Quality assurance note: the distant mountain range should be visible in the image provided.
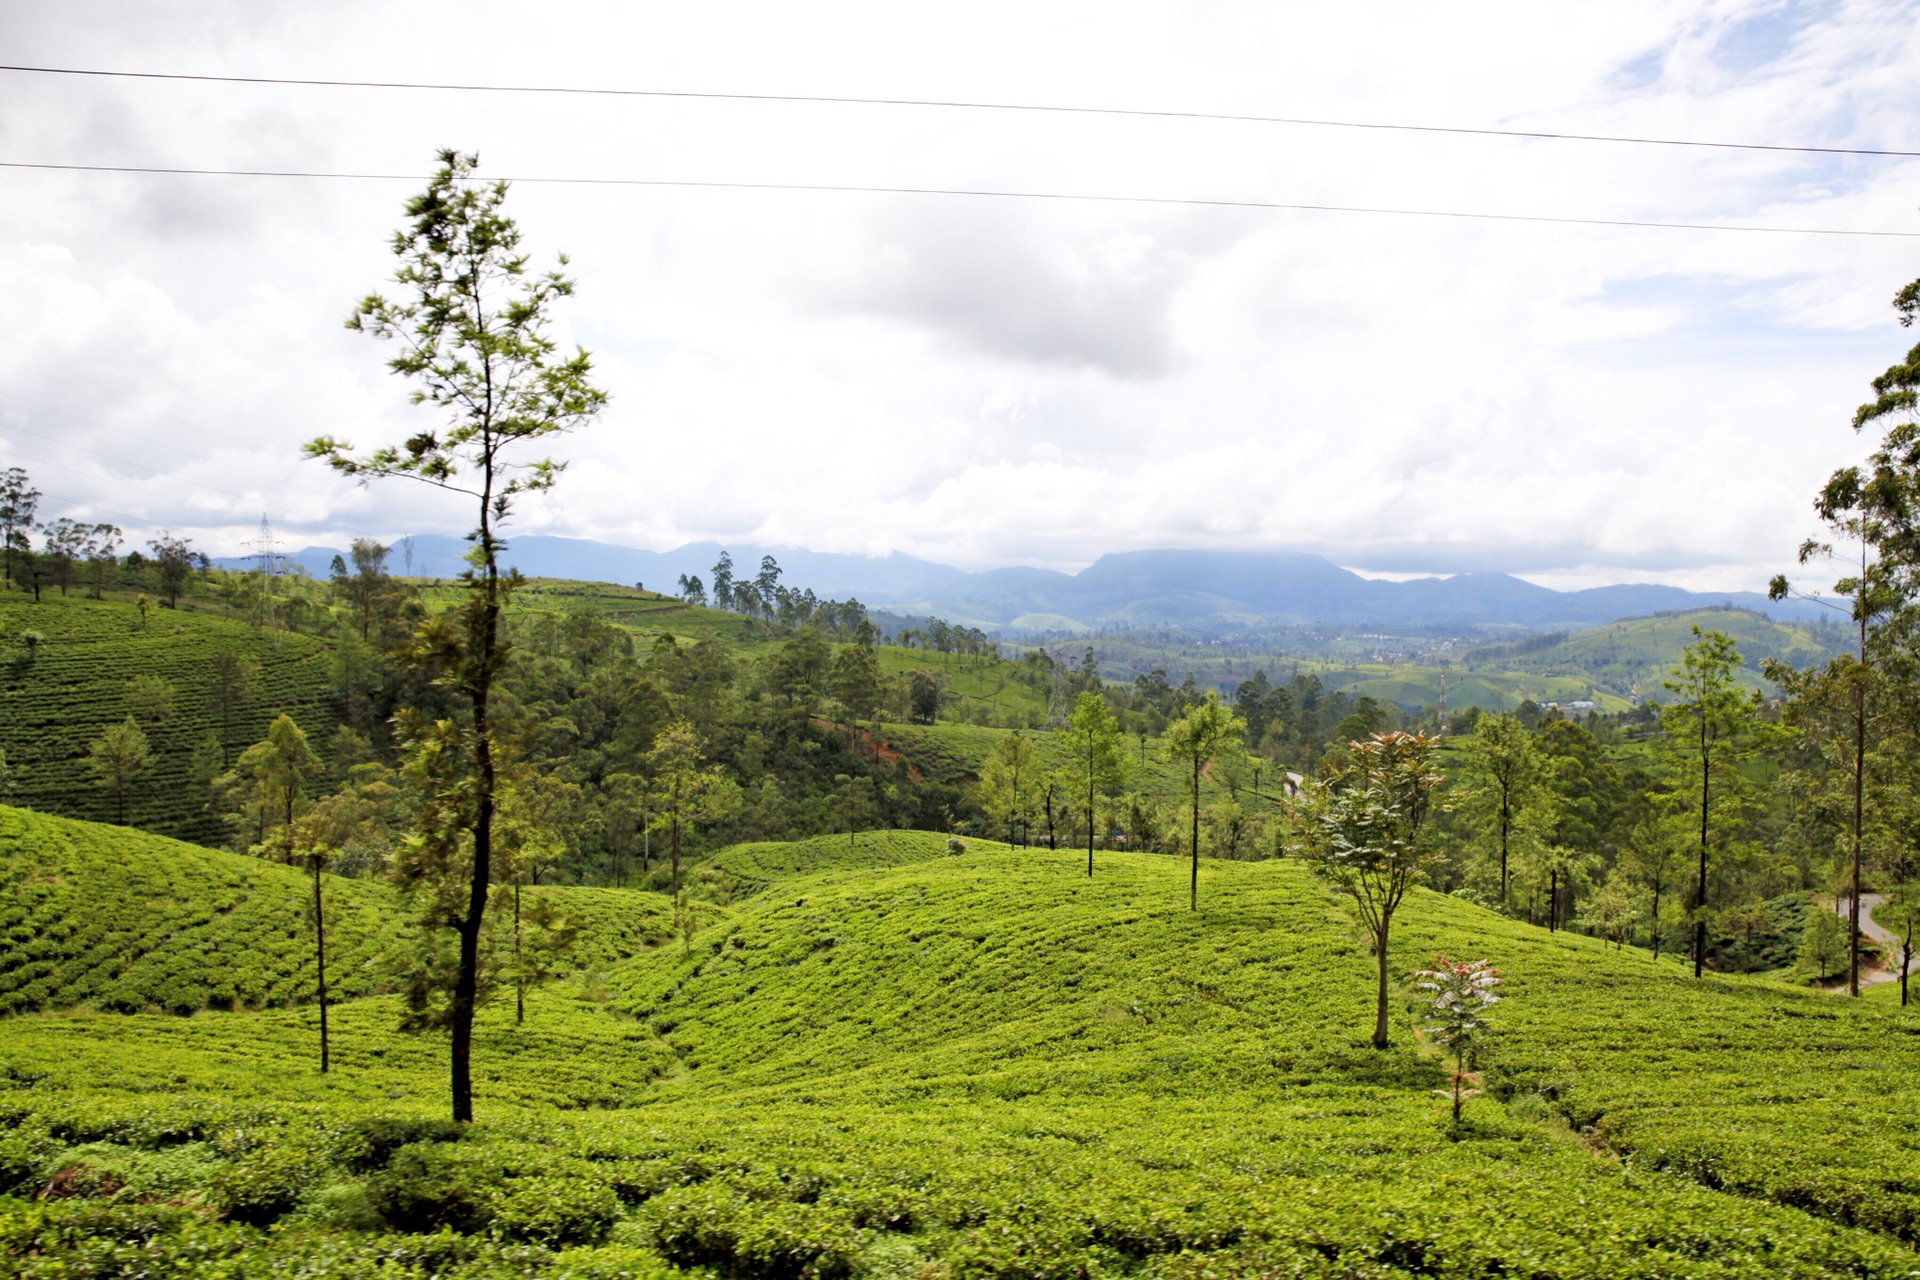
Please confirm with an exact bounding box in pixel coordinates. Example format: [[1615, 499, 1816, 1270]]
[[227, 536, 1823, 633]]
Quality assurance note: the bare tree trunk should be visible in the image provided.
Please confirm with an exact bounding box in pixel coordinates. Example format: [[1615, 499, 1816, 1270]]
[[1086, 760, 1095, 878], [450, 511, 501, 1125], [514, 879, 524, 1025], [1850, 593, 1865, 997], [1189, 757, 1201, 912], [1372, 919, 1391, 1049], [314, 857, 329, 1074], [1694, 726, 1709, 980]]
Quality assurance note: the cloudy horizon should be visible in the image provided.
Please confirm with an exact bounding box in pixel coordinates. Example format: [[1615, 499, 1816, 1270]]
[[4, 0, 1919, 596]]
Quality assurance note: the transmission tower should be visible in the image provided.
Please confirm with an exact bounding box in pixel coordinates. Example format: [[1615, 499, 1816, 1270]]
[[248, 513, 284, 576]]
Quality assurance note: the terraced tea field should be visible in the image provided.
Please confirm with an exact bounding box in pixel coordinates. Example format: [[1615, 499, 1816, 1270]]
[[0, 595, 343, 843], [8, 810, 1920, 1277]]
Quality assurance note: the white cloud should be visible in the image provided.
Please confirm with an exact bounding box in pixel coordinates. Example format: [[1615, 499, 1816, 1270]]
[[0, 0, 1917, 593]]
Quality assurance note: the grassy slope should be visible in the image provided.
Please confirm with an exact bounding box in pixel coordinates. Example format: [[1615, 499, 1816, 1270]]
[[0, 594, 342, 842], [7, 824, 1920, 1274]]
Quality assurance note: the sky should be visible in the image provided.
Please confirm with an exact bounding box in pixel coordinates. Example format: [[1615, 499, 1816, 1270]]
[[2, 0, 1918, 592]]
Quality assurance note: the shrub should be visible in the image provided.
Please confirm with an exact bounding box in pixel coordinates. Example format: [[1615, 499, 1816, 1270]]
[[207, 1144, 313, 1226], [489, 1174, 620, 1247], [366, 1142, 495, 1234]]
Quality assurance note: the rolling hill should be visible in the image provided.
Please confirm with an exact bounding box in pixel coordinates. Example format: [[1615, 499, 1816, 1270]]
[[6, 815, 1920, 1275]]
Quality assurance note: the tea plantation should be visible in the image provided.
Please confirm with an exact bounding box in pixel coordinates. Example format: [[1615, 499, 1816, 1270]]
[[8, 813, 1920, 1277], [0, 595, 344, 843]]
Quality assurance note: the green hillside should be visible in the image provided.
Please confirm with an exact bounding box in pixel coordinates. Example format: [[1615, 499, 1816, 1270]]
[[8, 820, 1920, 1275], [0, 594, 344, 843], [1472, 607, 1844, 699]]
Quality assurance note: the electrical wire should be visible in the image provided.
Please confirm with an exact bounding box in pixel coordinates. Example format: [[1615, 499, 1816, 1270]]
[[4, 62, 1916, 160], [1, 160, 1914, 236]]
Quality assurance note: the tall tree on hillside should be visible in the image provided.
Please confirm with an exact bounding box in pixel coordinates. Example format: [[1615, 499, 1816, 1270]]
[[496, 769, 581, 1024], [977, 731, 1039, 846], [645, 721, 740, 895], [238, 715, 328, 1068], [1769, 389, 1904, 998], [1062, 691, 1128, 876], [1298, 731, 1447, 1049], [307, 149, 608, 1123], [346, 538, 396, 642], [87, 716, 150, 825], [207, 649, 262, 766], [1661, 627, 1761, 979], [829, 643, 882, 755], [1165, 694, 1247, 910], [84, 524, 122, 598], [40, 519, 93, 597], [148, 532, 198, 607], [0, 467, 38, 590], [1460, 712, 1537, 907]]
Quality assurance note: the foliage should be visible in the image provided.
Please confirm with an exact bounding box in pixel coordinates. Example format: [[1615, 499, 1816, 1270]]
[[1412, 955, 1500, 1124], [1163, 694, 1246, 909], [1297, 731, 1446, 1048]]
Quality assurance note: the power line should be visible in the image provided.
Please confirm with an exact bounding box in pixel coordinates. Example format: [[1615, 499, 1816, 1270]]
[[2, 159, 1915, 237], [4, 62, 1917, 160]]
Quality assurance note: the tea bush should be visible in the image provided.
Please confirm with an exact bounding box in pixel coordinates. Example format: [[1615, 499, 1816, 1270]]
[[8, 825, 1920, 1276], [0, 595, 343, 843]]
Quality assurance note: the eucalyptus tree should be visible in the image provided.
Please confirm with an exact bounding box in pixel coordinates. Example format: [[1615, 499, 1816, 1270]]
[[306, 149, 608, 1123], [1766, 273, 1920, 995], [645, 721, 740, 895], [84, 523, 121, 598], [1661, 627, 1762, 979], [1061, 691, 1128, 876], [977, 730, 1039, 846], [1165, 694, 1246, 910], [1460, 712, 1537, 907], [0, 467, 38, 590]]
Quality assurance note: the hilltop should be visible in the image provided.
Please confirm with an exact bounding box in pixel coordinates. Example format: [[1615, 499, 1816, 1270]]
[[7, 814, 1920, 1276]]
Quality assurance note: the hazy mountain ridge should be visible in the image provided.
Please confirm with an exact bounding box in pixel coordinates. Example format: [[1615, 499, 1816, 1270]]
[[235, 537, 1821, 631]]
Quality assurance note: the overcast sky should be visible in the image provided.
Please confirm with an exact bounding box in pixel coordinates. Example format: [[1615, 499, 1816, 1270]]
[[2, 0, 1918, 591]]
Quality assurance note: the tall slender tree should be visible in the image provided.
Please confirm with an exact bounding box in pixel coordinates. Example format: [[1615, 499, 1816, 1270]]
[[86, 716, 150, 825], [645, 721, 740, 895], [1164, 694, 1246, 910], [1661, 627, 1760, 979], [1461, 712, 1537, 907], [977, 731, 1039, 846], [1061, 691, 1128, 876], [238, 716, 327, 1068], [306, 149, 608, 1123], [0, 467, 38, 590]]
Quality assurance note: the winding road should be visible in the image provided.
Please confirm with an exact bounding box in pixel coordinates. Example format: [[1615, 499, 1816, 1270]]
[[1843, 893, 1908, 987]]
